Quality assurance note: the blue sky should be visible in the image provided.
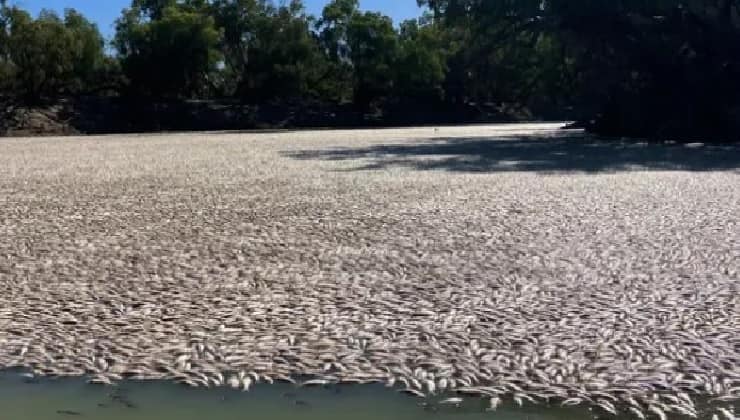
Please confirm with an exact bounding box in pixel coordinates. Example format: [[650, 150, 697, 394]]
[[11, 0, 424, 39]]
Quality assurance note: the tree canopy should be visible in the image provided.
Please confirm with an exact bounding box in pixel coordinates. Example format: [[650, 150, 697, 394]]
[[113, 0, 221, 97], [1, 0, 738, 140], [419, 0, 740, 139], [0, 3, 105, 101]]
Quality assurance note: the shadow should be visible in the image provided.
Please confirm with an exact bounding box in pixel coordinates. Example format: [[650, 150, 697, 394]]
[[282, 131, 740, 173]]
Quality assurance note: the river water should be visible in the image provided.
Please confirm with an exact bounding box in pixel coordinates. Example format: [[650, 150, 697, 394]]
[[0, 369, 605, 420], [2, 370, 737, 420]]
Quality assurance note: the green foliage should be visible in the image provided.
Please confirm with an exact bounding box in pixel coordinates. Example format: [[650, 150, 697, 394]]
[[63, 9, 108, 93], [345, 11, 399, 107], [422, 0, 740, 139], [1, 0, 737, 140], [0, 0, 11, 94], [317, 0, 358, 62], [394, 19, 447, 102], [0, 5, 105, 101], [210, 0, 266, 97], [212, 0, 329, 101], [114, 1, 222, 98], [315, 0, 359, 102], [247, 3, 328, 101]]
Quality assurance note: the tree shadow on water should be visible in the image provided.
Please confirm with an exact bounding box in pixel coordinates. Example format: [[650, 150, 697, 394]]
[[282, 132, 740, 173]]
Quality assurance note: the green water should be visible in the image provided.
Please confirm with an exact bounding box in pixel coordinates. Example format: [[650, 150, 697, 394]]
[[0, 370, 595, 420], [1, 370, 735, 420]]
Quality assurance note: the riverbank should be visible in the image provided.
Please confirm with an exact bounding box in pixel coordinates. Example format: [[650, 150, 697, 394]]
[[0, 125, 738, 419], [0, 97, 534, 137]]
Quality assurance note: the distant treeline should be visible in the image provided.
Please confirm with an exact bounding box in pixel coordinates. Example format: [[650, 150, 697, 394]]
[[1, 0, 738, 141]]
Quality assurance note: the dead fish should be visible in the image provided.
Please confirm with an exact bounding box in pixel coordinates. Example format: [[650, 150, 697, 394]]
[[439, 397, 463, 406], [300, 379, 330, 387], [487, 397, 502, 411], [399, 388, 426, 398]]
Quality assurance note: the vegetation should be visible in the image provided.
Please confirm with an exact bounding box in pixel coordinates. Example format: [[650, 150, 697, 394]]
[[0, 1, 106, 101], [420, 0, 740, 140], [114, 0, 222, 98], [1, 0, 738, 141]]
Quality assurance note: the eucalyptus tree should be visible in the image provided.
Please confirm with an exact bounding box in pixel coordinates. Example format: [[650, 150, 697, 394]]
[[421, 0, 740, 139], [0, 5, 105, 101], [212, 0, 329, 101], [114, 0, 222, 98]]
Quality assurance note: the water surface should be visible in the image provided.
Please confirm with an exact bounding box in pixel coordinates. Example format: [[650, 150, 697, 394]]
[[0, 370, 598, 420], [2, 370, 737, 420]]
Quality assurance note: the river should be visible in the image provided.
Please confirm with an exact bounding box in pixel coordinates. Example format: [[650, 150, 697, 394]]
[[0, 369, 605, 420]]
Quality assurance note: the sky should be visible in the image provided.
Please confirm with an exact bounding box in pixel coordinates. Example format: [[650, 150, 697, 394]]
[[11, 0, 424, 39]]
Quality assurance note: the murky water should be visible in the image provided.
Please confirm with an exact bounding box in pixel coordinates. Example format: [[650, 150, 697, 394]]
[[0, 370, 598, 420], [1, 370, 736, 420]]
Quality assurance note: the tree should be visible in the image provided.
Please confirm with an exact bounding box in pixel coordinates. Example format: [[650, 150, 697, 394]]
[[246, 1, 328, 101], [394, 18, 448, 102], [212, 0, 328, 101], [114, 0, 222, 98], [317, 0, 358, 62], [422, 0, 740, 140], [0, 6, 105, 101], [345, 11, 399, 108], [211, 0, 267, 97], [0, 0, 11, 95], [0, 0, 735, 140], [63, 9, 107, 94], [315, 0, 359, 102]]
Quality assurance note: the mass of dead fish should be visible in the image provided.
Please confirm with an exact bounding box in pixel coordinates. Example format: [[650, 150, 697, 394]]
[[0, 127, 738, 419]]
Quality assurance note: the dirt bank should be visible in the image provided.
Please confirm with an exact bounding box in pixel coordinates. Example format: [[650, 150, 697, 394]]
[[0, 97, 530, 137]]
